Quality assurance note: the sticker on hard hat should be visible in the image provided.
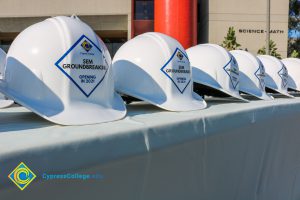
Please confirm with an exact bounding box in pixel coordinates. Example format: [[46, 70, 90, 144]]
[[160, 48, 191, 94], [255, 62, 266, 89], [278, 64, 288, 88], [223, 56, 239, 90], [55, 35, 108, 97]]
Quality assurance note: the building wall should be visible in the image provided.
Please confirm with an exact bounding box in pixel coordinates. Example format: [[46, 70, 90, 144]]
[[0, 0, 289, 57], [0, 1, 131, 36], [0, 0, 131, 55], [207, 0, 289, 57], [0, 0, 131, 17]]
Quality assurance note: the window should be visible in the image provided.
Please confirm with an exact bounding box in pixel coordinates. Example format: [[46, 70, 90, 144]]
[[134, 0, 154, 20]]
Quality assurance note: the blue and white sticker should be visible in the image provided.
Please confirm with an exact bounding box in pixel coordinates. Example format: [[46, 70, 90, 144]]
[[255, 60, 266, 90], [55, 35, 108, 97], [223, 56, 239, 90], [160, 48, 191, 94], [278, 64, 289, 88]]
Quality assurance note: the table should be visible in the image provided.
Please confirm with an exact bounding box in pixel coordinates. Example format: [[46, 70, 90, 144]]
[[1, 95, 300, 200]]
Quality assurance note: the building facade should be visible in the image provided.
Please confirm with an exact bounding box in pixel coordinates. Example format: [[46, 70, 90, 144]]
[[199, 0, 289, 57], [0, 0, 289, 57], [0, 0, 132, 55]]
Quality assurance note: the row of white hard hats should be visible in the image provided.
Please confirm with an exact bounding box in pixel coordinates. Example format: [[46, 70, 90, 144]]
[[0, 16, 298, 125], [114, 36, 297, 104], [187, 45, 296, 101]]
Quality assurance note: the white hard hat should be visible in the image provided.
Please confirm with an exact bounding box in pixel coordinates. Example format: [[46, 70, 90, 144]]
[[186, 44, 248, 101], [281, 58, 300, 91], [0, 48, 5, 77], [257, 55, 294, 98], [0, 16, 126, 125], [0, 48, 14, 108], [112, 32, 207, 111], [230, 50, 274, 100]]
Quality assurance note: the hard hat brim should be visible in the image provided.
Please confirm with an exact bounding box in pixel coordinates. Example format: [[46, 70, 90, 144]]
[[265, 86, 295, 98], [258, 92, 274, 101], [118, 88, 207, 111], [229, 91, 250, 102], [193, 81, 249, 102], [0, 99, 14, 108], [239, 89, 274, 101], [0, 91, 14, 108], [156, 92, 207, 111], [44, 93, 127, 125], [163, 92, 207, 111], [0, 81, 126, 125], [287, 85, 300, 92]]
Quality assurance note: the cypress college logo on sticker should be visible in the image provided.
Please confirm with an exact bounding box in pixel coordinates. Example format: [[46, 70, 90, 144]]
[[81, 40, 93, 52], [161, 48, 191, 93], [55, 35, 108, 97]]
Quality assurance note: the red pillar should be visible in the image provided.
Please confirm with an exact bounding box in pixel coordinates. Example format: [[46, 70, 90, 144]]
[[154, 0, 197, 49]]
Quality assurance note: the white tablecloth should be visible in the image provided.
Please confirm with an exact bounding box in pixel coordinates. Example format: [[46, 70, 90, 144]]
[[1, 96, 300, 200]]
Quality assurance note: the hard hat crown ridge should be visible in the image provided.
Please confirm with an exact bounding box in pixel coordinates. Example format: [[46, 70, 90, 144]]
[[112, 32, 207, 111], [0, 16, 126, 125]]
